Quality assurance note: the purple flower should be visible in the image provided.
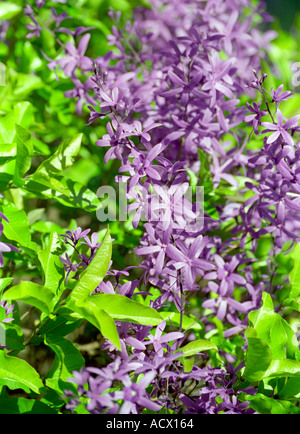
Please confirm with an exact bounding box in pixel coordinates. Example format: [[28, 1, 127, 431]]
[[135, 223, 172, 274], [26, 17, 43, 38], [145, 321, 184, 356], [205, 255, 246, 295], [0, 223, 19, 267], [151, 183, 197, 230], [36, 0, 298, 415], [65, 77, 97, 114], [117, 372, 161, 414], [81, 232, 101, 251], [99, 87, 127, 111], [36, 0, 46, 9], [124, 120, 161, 144], [271, 84, 294, 104], [119, 143, 164, 189], [50, 7, 71, 27], [57, 34, 92, 77], [0, 301, 14, 323], [262, 109, 300, 146], [96, 120, 130, 164], [202, 52, 235, 106], [244, 102, 267, 133], [59, 254, 80, 283], [60, 227, 91, 246], [166, 236, 215, 289]]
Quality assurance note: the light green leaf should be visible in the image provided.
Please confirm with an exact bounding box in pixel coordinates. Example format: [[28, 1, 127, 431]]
[[28, 134, 83, 197], [0, 202, 35, 250], [93, 309, 121, 350], [263, 359, 300, 379], [176, 339, 218, 357], [0, 143, 17, 157], [85, 294, 164, 326], [0, 278, 13, 298], [180, 356, 195, 373], [13, 124, 33, 187], [0, 102, 33, 144], [248, 292, 300, 361], [243, 336, 272, 382], [34, 133, 83, 176], [71, 228, 112, 302], [38, 232, 64, 294], [2, 281, 56, 315], [245, 393, 300, 415], [289, 243, 300, 298], [0, 3, 21, 20], [24, 177, 100, 211], [160, 311, 202, 330], [39, 316, 82, 339], [0, 350, 43, 394]]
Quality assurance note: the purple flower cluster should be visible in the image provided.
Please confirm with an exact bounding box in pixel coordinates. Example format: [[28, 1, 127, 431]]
[[237, 73, 300, 251], [31, 0, 297, 415], [59, 228, 103, 283], [65, 350, 255, 414]]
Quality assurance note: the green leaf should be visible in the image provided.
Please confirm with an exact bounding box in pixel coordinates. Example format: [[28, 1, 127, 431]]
[[0, 278, 13, 298], [32, 221, 63, 234], [0, 202, 36, 250], [243, 336, 272, 382], [278, 377, 300, 399], [29, 172, 70, 196], [2, 323, 24, 353], [0, 307, 5, 323], [263, 359, 300, 379], [180, 356, 195, 373], [39, 316, 82, 339], [13, 124, 33, 187], [248, 292, 300, 361], [0, 3, 21, 20], [34, 133, 83, 176], [71, 228, 112, 302], [38, 232, 64, 294], [160, 311, 202, 330], [27, 134, 83, 197], [44, 335, 85, 394], [85, 294, 164, 326], [176, 339, 218, 357], [289, 243, 300, 298], [0, 102, 33, 144], [93, 309, 121, 350], [0, 350, 43, 394], [14, 74, 43, 97], [245, 393, 300, 415], [2, 281, 56, 315], [0, 143, 17, 157], [0, 398, 58, 414], [24, 176, 101, 212]]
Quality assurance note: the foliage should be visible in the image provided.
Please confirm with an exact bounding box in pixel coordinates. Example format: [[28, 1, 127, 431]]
[[0, 0, 299, 415]]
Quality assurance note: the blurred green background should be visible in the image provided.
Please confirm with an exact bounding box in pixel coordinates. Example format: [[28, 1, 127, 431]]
[[265, 0, 300, 30]]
